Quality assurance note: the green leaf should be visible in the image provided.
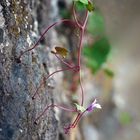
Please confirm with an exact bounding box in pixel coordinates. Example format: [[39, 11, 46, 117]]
[[87, 11, 105, 36], [74, 0, 88, 5], [86, 1, 95, 12], [75, 1, 86, 11], [104, 68, 114, 77], [51, 47, 68, 58], [83, 37, 111, 73], [74, 103, 86, 112]]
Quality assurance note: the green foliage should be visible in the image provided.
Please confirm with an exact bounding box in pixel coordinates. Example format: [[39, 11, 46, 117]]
[[83, 10, 113, 76], [74, 0, 88, 5], [87, 11, 105, 36], [119, 112, 132, 125], [74, 0, 95, 12], [86, 1, 95, 12], [75, 1, 86, 11], [83, 37, 111, 73]]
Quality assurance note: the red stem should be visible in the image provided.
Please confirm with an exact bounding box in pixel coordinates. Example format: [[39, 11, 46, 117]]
[[18, 19, 77, 60], [32, 66, 76, 99], [64, 110, 87, 133], [76, 10, 88, 106], [79, 75, 84, 106], [72, 2, 82, 29], [71, 113, 81, 128], [34, 104, 78, 124], [72, 110, 87, 128], [77, 29, 84, 67], [33, 2, 90, 133], [54, 54, 73, 68], [82, 9, 89, 28]]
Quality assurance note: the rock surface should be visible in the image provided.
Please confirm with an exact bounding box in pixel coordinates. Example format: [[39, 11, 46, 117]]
[[0, 0, 60, 139]]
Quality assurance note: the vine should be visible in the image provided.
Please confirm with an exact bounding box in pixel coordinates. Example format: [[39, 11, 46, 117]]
[[17, 0, 101, 134]]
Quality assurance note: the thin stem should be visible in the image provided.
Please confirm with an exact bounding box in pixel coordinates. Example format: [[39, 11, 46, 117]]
[[72, 2, 82, 29], [18, 19, 77, 60], [54, 54, 73, 68], [64, 110, 86, 133], [32, 66, 75, 99], [33, 2, 91, 134], [34, 104, 78, 124], [64, 113, 80, 134], [82, 10, 89, 28], [79, 72, 84, 106], [77, 29, 84, 67], [77, 10, 89, 67], [76, 9, 89, 106], [72, 110, 86, 128], [71, 113, 81, 128], [76, 29, 84, 107]]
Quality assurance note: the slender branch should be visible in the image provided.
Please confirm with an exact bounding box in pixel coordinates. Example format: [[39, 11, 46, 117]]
[[72, 2, 82, 29], [77, 10, 89, 67], [76, 9, 89, 106], [54, 54, 73, 68], [32, 1, 91, 134], [32, 66, 76, 99], [18, 19, 77, 60], [82, 10, 89, 29], [79, 72, 84, 106], [71, 113, 81, 128], [77, 29, 84, 67], [72, 110, 86, 128], [34, 104, 78, 124], [64, 113, 80, 134], [64, 111, 86, 134]]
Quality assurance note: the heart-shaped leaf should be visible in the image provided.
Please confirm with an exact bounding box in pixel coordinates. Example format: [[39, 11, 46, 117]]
[[51, 47, 68, 58]]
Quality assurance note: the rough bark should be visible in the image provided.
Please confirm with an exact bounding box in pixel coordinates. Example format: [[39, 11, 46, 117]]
[[0, 0, 60, 139]]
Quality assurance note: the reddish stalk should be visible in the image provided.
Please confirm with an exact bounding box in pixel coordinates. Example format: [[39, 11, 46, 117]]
[[82, 9, 89, 28], [72, 2, 82, 29], [34, 104, 78, 124], [75, 4, 89, 106], [63, 6, 90, 132], [32, 66, 77, 99], [64, 111, 86, 134], [30, 0, 91, 134], [79, 75, 84, 106], [18, 19, 77, 61], [14, 0, 98, 135], [54, 54, 74, 68], [71, 110, 87, 128]]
